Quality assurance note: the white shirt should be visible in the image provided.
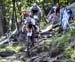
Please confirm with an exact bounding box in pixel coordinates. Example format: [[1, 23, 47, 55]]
[[24, 17, 35, 25], [22, 17, 36, 32]]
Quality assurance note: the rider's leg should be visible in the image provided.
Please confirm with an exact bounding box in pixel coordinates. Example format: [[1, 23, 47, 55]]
[[31, 31, 35, 47]]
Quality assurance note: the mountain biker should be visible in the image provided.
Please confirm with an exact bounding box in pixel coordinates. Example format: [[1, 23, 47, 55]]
[[22, 12, 38, 46], [41, 6, 60, 33], [47, 6, 57, 17], [29, 3, 42, 19], [48, 6, 60, 25]]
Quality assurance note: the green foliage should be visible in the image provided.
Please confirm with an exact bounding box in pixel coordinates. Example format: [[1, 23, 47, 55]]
[[0, 59, 10, 62], [0, 0, 75, 61], [43, 20, 75, 60], [0, 44, 22, 53], [0, 59, 22, 62]]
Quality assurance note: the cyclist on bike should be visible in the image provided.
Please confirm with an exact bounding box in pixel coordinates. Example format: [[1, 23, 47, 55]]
[[29, 3, 42, 20], [22, 12, 39, 46], [41, 6, 60, 33]]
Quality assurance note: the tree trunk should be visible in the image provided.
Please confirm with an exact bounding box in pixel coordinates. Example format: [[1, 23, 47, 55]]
[[0, 1, 7, 36], [0, 5, 4, 36]]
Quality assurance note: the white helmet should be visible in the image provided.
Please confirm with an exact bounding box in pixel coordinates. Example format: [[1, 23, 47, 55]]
[[52, 6, 57, 12], [32, 3, 37, 6]]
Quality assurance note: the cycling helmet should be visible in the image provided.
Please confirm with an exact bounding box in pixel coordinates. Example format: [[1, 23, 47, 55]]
[[50, 6, 57, 13], [22, 12, 30, 17], [32, 3, 37, 7]]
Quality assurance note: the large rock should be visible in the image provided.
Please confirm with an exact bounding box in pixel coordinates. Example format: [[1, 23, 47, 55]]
[[0, 50, 16, 57]]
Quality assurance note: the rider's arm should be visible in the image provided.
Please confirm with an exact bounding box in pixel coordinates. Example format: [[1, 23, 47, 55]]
[[24, 19, 27, 25], [22, 25, 26, 32], [47, 11, 51, 18], [22, 19, 27, 32], [48, 15, 51, 23]]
